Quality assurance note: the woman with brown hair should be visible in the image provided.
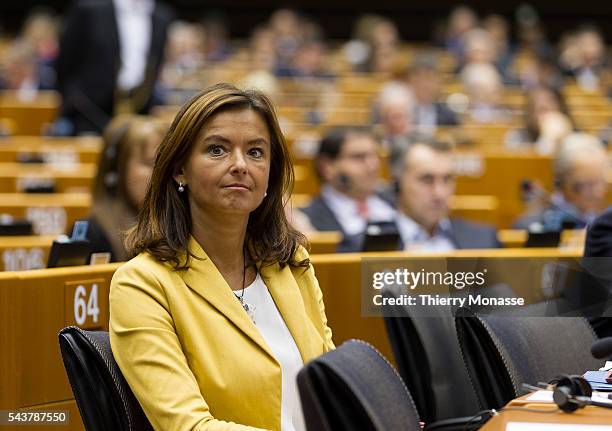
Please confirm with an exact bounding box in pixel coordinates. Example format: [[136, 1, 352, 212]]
[[110, 83, 334, 431], [85, 115, 167, 261], [504, 85, 575, 154]]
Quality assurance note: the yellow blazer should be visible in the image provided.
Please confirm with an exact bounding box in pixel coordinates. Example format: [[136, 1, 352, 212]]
[[109, 237, 334, 431]]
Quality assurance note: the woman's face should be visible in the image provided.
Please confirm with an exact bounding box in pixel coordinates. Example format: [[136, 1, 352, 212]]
[[175, 108, 271, 218], [125, 131, 160, 210]]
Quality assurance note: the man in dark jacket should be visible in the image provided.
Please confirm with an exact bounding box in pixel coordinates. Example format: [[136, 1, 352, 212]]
[[391, 137, 500, 250], [56, 0, 173, 135], [300, 126, 396, 251]]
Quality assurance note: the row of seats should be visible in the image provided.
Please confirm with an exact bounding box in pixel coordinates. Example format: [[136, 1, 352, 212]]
[[1, 249, 586, 426], [59, 268, 605, 430]]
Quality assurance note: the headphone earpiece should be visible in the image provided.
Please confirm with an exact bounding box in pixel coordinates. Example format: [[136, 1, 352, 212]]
[[393, 179, 400, 195], [551, 374, 592, 413], [103, 119, 132, 194]]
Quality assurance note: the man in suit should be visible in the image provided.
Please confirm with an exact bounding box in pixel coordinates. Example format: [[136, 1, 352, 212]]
[[56, 0, 173, 135], [582, 206, 612, 337], [392, 137, 500, 250], [514, 133, 608, 231], [299, 126, 396, 251], [408, 57, 460, 134]]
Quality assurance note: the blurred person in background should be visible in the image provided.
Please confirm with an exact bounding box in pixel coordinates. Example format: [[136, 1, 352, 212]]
[[240, 25, 281, 102], [514, 4, 552, 58], [299, 126, 396, 251], [158, 21, 205, 104], [0, 40, 45, 100], [407, 56, 460, 135], [20, 8, 59, 90], [505, 85, 574, 154], [269, 8, 303, 71], [482, 14, 516, 79], [249, 25, 277, 67], [519, 52, 565, 91], [55, 0, 173, 135], [559, 25, 608, 91], [391, 137, 500, 250], [444, 5, 479, 63], [460, 26, 517, 83], [80, 115, 167, 261], [161, 21, 205, 82], [200, 12, 232, 62], [514, 133, 609, 231], [461, 62, 512, 124], [275, 38, 334, 80], [375, 81, 419, 153], [344, 14, 402, 75], [364, 16, 402, 75]]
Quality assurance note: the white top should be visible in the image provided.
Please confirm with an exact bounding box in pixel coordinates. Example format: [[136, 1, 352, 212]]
[[396, 212, 456, 252], [113, 0, 153, 91], [237, 273, 306, 431], [414, 103, 437, 136], [320, 185, 397, 235]]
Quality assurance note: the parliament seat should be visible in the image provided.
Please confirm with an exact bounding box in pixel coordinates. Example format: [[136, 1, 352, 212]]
[[59, 327, 153, 431]]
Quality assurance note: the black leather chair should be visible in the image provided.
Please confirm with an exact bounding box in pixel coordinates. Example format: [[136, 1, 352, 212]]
[[297, 339, 421, 431], [297, 339, 491, 431], [455, 307, 602, 410], [382, 288, 480, 422], [58, 326, 153, 431]]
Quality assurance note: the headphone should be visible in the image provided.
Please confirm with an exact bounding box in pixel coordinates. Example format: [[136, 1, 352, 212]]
[[550, 374, 612, 413], [337, 172, 352, 191], [102, 119, 133, 194]]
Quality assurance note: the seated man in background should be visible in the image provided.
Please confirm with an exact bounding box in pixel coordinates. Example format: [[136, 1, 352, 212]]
[[407, 56, 460, 135], [391, 137, 500, 250], [514, 133, 609, 231], [585, 206, 612, 257], [299, 126, 396, 251], [375, 82, 418, 150]]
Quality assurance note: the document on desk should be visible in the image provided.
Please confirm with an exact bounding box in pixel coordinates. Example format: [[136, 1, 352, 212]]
[[507, 423, 612, 431], [525, 390, 612, 405]]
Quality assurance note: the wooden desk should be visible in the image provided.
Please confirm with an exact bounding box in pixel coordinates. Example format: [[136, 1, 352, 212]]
[[480, 394, 612, 429], [0, 193, 91, 235], [0, 163, 96, 194], [304, 229, 584, 254], [0, 91, 60, 135], [0, 235, 55, 271], [0, 136, 102, 164], [0, 263, 120, 430], [306, 231, 342, 254]]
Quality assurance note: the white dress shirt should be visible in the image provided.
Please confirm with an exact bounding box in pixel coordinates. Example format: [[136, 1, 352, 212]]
[[414, 103, 437, 135], [320, 185, 396, 236], [238, 272, 306, 431], [396, 212, 456, 252], [113, 0, 154, 91]]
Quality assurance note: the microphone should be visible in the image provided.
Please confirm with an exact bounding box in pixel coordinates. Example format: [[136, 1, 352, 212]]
[[592, 337, 612, 360], [520, 179, 588, 229], [338, 173, 352, 191]]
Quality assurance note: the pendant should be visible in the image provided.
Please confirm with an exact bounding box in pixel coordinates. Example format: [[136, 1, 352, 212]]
[[242, 301, 256, 323]]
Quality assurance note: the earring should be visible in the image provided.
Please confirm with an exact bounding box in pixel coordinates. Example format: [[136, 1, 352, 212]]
[[178, 182, 185, 193], [264, 191, 268, 197]]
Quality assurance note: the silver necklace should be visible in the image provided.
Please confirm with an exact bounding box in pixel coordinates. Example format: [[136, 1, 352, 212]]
[[235, 249, 256, 323]]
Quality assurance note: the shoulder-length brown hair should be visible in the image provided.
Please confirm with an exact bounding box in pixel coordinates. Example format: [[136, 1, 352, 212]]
[[125, 83, 308, 269]]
